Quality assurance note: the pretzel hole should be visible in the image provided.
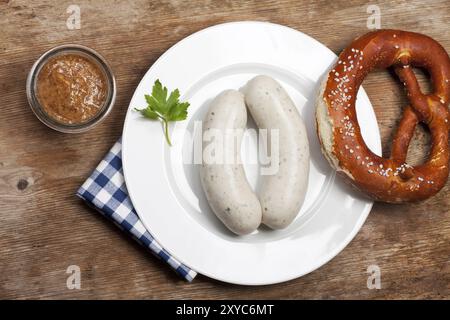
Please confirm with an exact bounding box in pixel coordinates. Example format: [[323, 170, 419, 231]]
[[360, 70, 402, 158], [410, 67, 432, 95], [360, 69, 432, 164], [400, 67, 432, 166], [405, 122, 431, 166]]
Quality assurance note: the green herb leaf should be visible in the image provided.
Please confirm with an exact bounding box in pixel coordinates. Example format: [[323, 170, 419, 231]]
[[168, 101, 189, 121], [134, 107, 159, 120], [135, 79, 190, 146]]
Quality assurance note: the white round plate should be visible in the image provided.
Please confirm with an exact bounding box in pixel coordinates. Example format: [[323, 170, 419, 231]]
[[122, 21, 381, 285]]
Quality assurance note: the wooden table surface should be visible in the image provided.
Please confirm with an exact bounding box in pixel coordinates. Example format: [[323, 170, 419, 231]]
[[1, 0, 449, 300]]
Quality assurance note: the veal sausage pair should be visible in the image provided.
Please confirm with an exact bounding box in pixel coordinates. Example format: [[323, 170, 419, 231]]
[[200, 76, 310, 235]]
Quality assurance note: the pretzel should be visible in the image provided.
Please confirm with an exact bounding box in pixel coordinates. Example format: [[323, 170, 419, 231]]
[[316, 30, 450, 203]]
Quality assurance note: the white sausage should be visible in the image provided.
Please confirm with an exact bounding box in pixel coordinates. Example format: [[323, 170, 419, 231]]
[[200, 90, 262, 235], [242, 75, 310, 229]]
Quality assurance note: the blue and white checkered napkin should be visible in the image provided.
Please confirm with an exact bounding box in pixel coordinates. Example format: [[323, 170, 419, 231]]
[[76, 139, 197, 281]]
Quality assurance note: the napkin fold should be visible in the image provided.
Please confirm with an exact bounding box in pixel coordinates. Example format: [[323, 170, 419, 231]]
[[76, 139, 197, 281]]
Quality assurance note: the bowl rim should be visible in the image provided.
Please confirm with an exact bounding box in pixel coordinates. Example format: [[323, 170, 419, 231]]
[[26, 44, 117, 133]]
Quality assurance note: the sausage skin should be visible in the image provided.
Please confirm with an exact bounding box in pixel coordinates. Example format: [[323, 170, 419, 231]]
[[242, 75, 310, 229], [200, 90, 262, 235]]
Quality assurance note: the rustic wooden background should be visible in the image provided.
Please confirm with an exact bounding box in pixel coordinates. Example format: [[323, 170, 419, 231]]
[[0, 0, 449, 299]]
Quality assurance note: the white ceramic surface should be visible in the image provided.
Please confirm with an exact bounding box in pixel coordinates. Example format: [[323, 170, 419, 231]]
[[122, 21, 382, 285]]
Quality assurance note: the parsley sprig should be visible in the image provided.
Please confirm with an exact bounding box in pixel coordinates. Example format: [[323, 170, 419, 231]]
[[135, 79, 190, 146]]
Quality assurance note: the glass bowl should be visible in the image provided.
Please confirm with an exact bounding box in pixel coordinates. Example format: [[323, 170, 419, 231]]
[[26, 44, 116, 133]]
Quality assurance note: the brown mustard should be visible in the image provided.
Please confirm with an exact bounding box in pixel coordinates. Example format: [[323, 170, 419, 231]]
[[36, 53, 107, 124]]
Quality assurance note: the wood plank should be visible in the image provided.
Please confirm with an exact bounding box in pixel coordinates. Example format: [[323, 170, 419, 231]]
[[0, 0, 448, 299]]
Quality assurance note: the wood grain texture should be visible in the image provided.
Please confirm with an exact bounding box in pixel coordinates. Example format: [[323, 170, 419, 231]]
[[0, 0, 449, 299]]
